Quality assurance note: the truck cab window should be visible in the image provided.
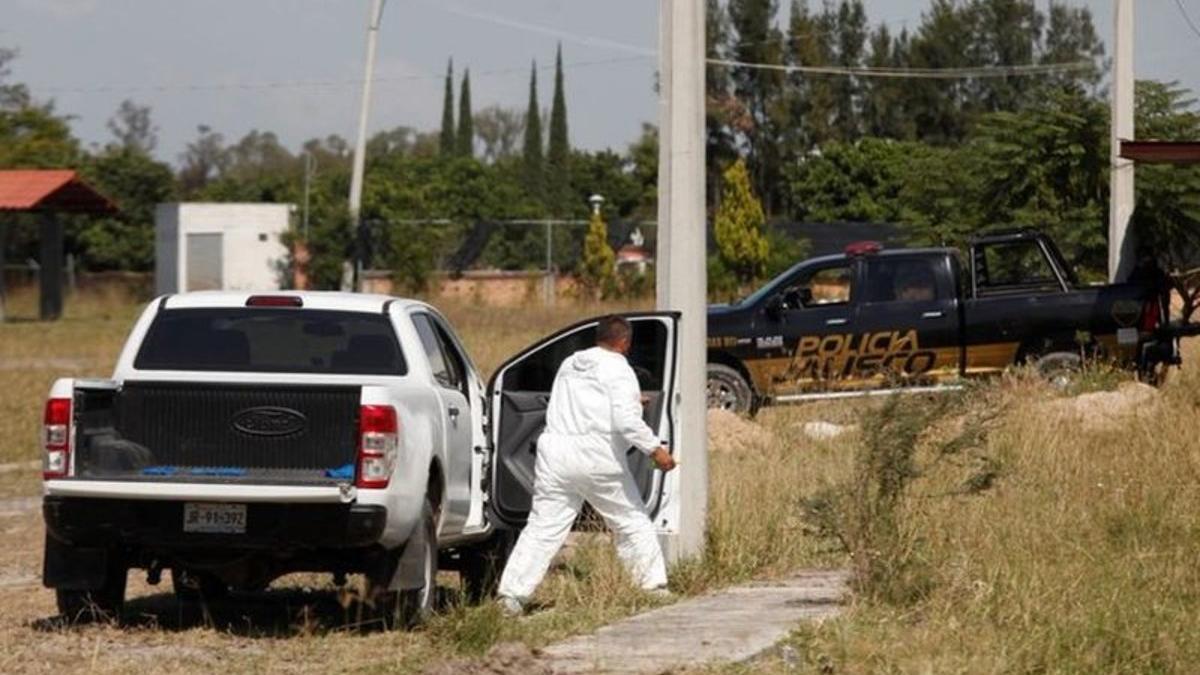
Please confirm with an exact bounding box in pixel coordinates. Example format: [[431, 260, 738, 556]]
[[864, 258, 945, 303], [782, 265, 852, 309]]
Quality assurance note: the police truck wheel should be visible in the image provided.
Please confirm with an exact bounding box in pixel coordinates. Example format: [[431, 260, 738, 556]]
[[1035, 351, 1083, 390], [707, 363, 754, 415]]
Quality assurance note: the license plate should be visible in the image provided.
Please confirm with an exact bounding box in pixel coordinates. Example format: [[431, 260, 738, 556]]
[[183, 502, 246, 534], [1117, 327, 1139, 346]]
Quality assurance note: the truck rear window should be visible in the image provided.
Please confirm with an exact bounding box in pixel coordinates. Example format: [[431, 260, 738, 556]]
[[134, 308, 407, 375]]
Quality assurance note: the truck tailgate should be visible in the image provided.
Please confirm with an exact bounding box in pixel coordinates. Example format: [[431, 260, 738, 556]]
[[73, 382, 360, 484]]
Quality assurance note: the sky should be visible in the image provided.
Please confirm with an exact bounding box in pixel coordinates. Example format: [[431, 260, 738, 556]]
[[4, 0, 1200, 166]]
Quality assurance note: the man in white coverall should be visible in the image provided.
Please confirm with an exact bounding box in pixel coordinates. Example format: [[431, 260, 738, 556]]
[[497, 316, 677, 615]]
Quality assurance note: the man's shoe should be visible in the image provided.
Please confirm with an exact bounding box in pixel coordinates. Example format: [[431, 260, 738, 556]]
[[646, 586, 673, 599], [497, 595, 524, 617]]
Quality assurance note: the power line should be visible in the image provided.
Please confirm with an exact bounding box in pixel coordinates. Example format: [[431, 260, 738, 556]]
[[708, 58, 1093, 79], [1174, 0, 1200, 42], [34, 55, 649, 96]]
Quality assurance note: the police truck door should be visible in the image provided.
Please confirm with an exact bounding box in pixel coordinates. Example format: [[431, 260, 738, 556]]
[[853, 253, 962, 385]]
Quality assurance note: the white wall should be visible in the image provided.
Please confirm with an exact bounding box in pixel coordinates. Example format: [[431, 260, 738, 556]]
[[155, 203, 293, 293]]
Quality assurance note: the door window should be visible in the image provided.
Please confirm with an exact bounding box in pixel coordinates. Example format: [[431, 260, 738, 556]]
[[412, 313, 458, 390], [863, 258, 946, 303], [500, 320, 668, 392], [431, 316, 470, 402], [781, 265, 853, 310]]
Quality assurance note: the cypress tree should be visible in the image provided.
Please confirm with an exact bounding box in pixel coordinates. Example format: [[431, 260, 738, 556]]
[[546, 44, 571, 215], [456, 69, 473, 157], [522, 61, 544, 205], [440, 59, 455, 156]]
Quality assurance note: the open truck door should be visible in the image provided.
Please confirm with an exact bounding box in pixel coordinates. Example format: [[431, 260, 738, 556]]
[[487, 313, 680, 529]]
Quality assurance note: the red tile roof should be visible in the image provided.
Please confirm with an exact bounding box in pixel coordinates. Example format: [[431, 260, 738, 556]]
[[0, 170, 118, 213]]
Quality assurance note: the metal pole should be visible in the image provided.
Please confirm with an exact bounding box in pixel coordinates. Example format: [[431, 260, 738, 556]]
[[303, 152, 314, 241], [545, 220, 554, 306], [1109, 0, 1135, 282], [657, 0, 707, 564], [348, 0, 386, 291]]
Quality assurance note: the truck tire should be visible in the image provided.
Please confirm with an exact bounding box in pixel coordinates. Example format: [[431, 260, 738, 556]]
[[56, 562, 127, 623], [460, 529, 516, 603], [1035, 351, 1082, 389], [172, 569, 229, 605], [367, 498, 438, 629], [707, 363, 755, 415]]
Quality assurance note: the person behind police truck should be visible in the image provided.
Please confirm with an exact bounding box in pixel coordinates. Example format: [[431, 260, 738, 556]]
[[496, 315, 677, 616]]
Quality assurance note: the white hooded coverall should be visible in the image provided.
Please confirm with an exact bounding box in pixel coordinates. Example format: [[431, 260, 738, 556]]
[[497, 345, 668, 602]]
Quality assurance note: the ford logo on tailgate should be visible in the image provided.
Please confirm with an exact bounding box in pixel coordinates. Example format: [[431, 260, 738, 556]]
[[232, 407, 307, 437]]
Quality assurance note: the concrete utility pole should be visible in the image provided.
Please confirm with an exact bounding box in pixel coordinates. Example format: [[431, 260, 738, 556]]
[[1109, 0, 1135, 282], [657, 0, 707, 563], [348, 0, 387, 290]]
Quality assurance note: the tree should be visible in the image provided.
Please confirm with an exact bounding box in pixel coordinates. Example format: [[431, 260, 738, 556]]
[[440, 59, 455, 156], [474, 106, 524, 163], [1131, 81, 1200, 279], [547, 44, 571, 215], [0, 48, 78, 169], [786, 137, 924, 222], [832, 0, 867, 140], [106, 99, 158, 154], [579, 209, 616, 298], [522, 62, 544, 207], [77, 147, 176, 271], [456, 69, 473, 158], [705, 0, 740, 204], [728, 0, 785, 213], [178, 125, 228, 196], [714, 159, 769, 285]]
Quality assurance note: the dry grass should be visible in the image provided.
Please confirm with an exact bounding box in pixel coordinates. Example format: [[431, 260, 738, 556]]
[[9, 288, 1199, 673], [0, 289, 836, 673], [735, 342, 1200, 674]]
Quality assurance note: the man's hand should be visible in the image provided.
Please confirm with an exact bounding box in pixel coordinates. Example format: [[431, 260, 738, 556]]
[[650, 445, 677, 472]]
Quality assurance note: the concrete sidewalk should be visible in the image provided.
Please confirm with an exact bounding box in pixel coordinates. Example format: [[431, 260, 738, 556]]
[[541, 570, 849, 674]]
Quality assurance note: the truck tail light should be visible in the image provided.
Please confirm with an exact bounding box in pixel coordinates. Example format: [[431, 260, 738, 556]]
[[1140, 297, 1162, 334], [357, 405, 399, 489], [42, 397, 72, 479]]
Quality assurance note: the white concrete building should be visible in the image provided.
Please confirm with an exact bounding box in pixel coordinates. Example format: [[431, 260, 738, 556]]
[[155, 203, 293, 295]]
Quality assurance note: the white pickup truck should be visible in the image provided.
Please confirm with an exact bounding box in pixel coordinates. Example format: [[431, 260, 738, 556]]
[[40, 292, 682, 625]]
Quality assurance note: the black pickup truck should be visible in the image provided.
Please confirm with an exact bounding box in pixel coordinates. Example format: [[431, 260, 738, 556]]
[[706, 231, 1177, 413]]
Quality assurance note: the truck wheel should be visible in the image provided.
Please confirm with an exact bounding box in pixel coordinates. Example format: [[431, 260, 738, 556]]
[[367, 498, 438, 629], [171, 569, 228, 605], [460, 529, 516, 604], [1035, 352, 1083, 390], [707, 363, 754, 415], [56, 562, 127, 623]]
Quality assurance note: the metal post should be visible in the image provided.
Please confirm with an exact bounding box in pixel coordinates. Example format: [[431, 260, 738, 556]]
[[0, 221, 6, 323], [1109, 0, 1135, 282], [348, 0, 386, 291], [544, 220, 555, 306], [39, 214, 64, 321], [303, 152, 315, 241], [657, 0, 707, 563]]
